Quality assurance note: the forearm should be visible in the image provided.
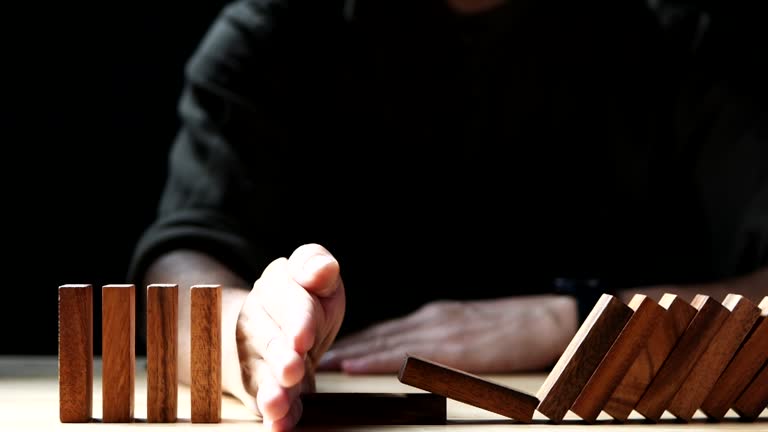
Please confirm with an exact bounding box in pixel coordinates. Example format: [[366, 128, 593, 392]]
[[617, 267, 768, 304], [143, 249, 251, 402]]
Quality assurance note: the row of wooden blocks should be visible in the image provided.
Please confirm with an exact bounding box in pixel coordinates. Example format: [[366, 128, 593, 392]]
[[58, 283, 221, 423], [398, 293, 768, 424], [60, 286, 767, 425]]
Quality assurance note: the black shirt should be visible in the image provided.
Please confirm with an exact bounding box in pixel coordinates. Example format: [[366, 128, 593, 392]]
[[129, 0, 767, 335]]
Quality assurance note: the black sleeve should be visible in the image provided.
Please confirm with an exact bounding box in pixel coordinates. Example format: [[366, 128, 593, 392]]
[[662, 1, 768, 278], [128, 0, 322, 285]]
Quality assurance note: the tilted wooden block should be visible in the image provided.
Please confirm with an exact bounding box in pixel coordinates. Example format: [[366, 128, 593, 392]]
[[58, 284, 93, 423], [146, 284, 178, 423], [299, 392, 446, 425], [733, 361, 768, 420], [634, 295, 729, 422], [604, 294, 696, 421], [668, 294, 761, 421], [571, 294, 665, 423], [190, 285, 222, 423], [702, 296, 768, 420], [102, 284, 136, 423], [398, 354, 539, 423], [536, 294, 633, 423]]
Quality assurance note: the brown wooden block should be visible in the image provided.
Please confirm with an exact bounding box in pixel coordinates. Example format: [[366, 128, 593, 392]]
[[58, 284, 93, 423], [634, 294, 729, 422], [571, 294, 665, 423], [102, 284, 136, 423], [190, 284, 222, 423], [603, 293, 696, 421], [298, 392, 446, 425], [146, 284, 178, 423], [398, 354, 538, 423], [733, 361, 768, 421], [536, 294, 633, 423], [702, 296, 768, 420], [668, 294, 761, 421]]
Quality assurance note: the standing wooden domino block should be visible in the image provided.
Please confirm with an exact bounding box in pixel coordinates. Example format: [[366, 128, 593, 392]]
[[191, 284, 222, 423], [702, 296, 768, 420], [398, 354, 538, 423], [536, 294, 633, 423], [733, 361, 768, 421], [147, 284, 178, 423], [667, 294, 761, 421], [102, 284, 136, 423], [571, 294, 665, 423], [634, 294, 729, 422], [59, 284, 93, 423], [604, 293, 696, 421]]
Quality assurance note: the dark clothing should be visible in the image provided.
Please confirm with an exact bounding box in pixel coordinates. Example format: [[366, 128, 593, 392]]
[[129, 0, 767, 335]]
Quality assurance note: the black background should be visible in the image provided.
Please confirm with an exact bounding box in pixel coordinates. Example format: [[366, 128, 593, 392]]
[[2, 1, 231, 355]]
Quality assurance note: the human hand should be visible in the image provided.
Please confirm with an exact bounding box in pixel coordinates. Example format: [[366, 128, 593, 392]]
[[318, 295, 577, 374], [235, 244, 345, 431]]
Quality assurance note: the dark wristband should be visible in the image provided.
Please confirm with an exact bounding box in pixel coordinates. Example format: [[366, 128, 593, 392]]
[[552, 277, 610, 325]]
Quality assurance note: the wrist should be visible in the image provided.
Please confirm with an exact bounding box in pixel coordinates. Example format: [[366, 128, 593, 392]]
[[548, 294, 579, 339]]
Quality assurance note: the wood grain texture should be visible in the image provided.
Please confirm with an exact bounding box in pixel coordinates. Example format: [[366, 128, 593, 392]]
[[58, 284, 93, 423], [102, 284, 135, 423], [733, 361, 768, 420], [4, 356, 767, 429], [668, 294, 761, 421], [702, 296, 768, 420], [536, 294, 633, 423], [298, 392, 446, 425], [634, 294, 729, 422], [604, 293, 696, 421], [146, 284, 178, 423], [571, 294, 665, 423], [190, 284, 222, 423], [398, 354, 538, 423]]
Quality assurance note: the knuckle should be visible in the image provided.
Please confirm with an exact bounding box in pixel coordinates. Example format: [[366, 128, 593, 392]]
[[419, 299, 459, 316]]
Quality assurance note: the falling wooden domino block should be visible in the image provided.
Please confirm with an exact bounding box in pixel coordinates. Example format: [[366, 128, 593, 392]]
[[634, 294, 729, 422], [147, 284, 178, 423], [570, 294, 665, 423], [536, 294, 633, 423], [102, 284, 136, 423], [733, 361, 768, 420], [398, 354, 539, 423], [603, 293, 696, 421], [58, 284, 93, 423], [191, 284, 222, 423], [701, 296, 768, 420], [667, 294, 761, 421]]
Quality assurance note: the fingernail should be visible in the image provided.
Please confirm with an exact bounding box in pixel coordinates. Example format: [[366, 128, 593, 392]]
[[303, 254, 334, 278]]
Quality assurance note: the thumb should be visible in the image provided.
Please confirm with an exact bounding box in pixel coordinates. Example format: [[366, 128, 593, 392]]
[[288, 243, 341, 298]]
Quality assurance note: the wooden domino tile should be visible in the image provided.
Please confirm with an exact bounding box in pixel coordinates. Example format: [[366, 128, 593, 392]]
[[190, 284, 222, 423], [733, 360, 768, 420], [702, 296, 768, 420], [667, 294, 761, 421], [146, 284, 178, 423], [102, 284, 136, 423], [58, 284, 93, 423], [398, 354, 539, 423], [536, 294, 633, 423], [634, 294, 729, 421], [603, 293, 696, 421], [570, 294, 665, 423], [299, 392, 447, 425]]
